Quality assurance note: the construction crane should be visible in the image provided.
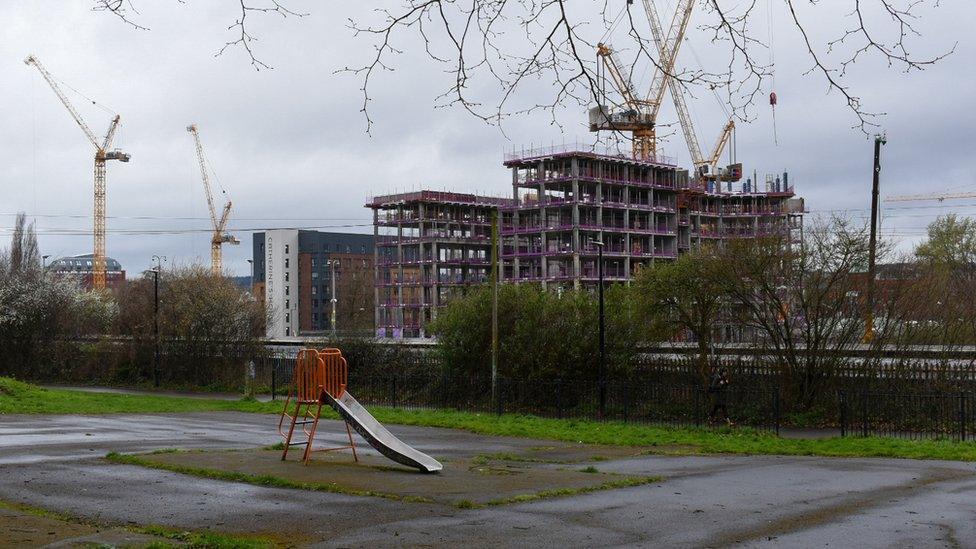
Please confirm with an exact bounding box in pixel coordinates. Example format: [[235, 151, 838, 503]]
[[187, 124, 238, 275], [590, 0, 694, 161], [25, 54, 130, 291], [591, 1, 740, 182], [642, 0, 740, 182], [886, 191, 976, 203]]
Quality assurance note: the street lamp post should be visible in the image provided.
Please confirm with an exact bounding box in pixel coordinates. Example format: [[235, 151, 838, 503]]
[[329, 259, 339, 340], [151, 255, 166, 388], [591, 239, 606, 418], [246, 259, 254, 292]]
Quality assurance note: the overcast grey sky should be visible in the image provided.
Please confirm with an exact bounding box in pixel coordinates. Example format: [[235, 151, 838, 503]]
[[1, 1, 972, 276]]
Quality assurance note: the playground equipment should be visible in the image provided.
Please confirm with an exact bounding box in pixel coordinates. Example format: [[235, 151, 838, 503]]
[[278, 348, 442, 473]]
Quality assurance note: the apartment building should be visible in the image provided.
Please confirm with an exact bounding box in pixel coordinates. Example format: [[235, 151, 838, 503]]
[[252, 230, 375, 338]]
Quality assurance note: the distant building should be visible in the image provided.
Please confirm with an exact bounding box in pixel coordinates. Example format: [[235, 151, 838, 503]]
[[252, 230, 375, 338], [47, 254, 126, 289]]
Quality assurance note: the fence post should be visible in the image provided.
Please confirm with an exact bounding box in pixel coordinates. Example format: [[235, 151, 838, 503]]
[[623, 383, 630, 424], [773, 387, 781, 437], [556, 379, 564, 419], [271, 362, 277, 402], [860, 389, 869, 438], [441, 372, 449, 409], [694, 387, 702, 428], [959, 392, 966, 442], [391, 374, 398, 409], [839, 390, 847, 437], [495, 378, 504, 416]]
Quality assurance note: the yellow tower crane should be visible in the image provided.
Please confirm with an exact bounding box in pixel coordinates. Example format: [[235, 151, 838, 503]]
[[187, 124, 238, 275], [591, 1, 740, 182], [590, 0, 695, 162], [642, 0, 739, 182], [25, 54, 130, 290]]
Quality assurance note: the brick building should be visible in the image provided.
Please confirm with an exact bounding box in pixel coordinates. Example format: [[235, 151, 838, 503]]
[[252, 230, 374, 338]]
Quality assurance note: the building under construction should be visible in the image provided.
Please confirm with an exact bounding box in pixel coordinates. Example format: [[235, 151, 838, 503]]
[[368, 149, 802, 338], [368, 191, 515, 338]]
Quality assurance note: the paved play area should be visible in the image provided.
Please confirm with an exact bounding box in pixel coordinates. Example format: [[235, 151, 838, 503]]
[[1, 411, 975, 547]]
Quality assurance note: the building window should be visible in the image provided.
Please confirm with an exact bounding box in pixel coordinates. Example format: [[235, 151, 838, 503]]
[[285, 258, 290, 268], [312, 313, 318, 322], [285, 244, 290, 254], [285, 313, 290, 323], [285, 286, 290, 296], [286, 327, 290, 336], [285, 299, 290, 310], [311, 286, 317, 295], [285, 272, 290, 282], [312, 299, 318, 307], [312, 272, 318, 279], [324, 244, 330, 251], [311, 258, 316, 268], [361, 245, 366, 253]]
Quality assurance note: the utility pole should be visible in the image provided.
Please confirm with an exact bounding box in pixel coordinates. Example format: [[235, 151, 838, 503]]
[[151, 255, 166, 387], [490, 210, 499, 410], [592, 239, 606, 418], [864, 134, 886, 343]]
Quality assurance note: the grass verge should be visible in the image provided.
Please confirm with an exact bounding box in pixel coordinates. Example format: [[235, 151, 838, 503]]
[[6, 377, 976, 461], [104, 452, 433, 504], [0, 499, 275, 548], [484, 476, 660, 506]]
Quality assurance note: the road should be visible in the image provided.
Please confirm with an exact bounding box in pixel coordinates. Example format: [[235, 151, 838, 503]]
[[0, 412, 974, 547]]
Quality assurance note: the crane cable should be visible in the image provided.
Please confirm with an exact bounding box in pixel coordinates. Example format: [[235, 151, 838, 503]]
[[768, 0, 779, 146]]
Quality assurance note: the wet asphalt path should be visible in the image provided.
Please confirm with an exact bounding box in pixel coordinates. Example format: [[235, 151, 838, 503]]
[[1, 412, 975, 547]]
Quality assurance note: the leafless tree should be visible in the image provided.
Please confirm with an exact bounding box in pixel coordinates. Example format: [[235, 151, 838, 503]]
[[94, 0, 307, 69], [96, 1, 951, 136], [722, 217, 877, 408]]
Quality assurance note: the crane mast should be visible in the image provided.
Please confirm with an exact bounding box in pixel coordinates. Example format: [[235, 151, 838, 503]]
[[25, 54, 129, 290], [590, 0, 695, 163], [642, 0, 738, 182], [187, 124, 238, 275]]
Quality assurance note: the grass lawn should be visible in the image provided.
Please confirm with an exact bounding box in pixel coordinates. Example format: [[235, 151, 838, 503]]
[[4, 376, 976, 461]]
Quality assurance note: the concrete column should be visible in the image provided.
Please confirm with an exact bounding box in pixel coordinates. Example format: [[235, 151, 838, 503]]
[[373, 208, 381, 335]]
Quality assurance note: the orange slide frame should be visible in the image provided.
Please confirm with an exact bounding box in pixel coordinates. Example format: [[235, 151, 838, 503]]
[[278, 348, 358, 464]]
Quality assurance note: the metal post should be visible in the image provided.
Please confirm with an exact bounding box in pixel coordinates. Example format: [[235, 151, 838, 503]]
[[863, 134, 886, 343], [839, 390, 847, 437], [151, 255, 165, 388], [861, 389, 869, 438], [491, 210, 499, 411], [330, 260, 338, 340], [597, 241, 606, 419], [959, 393, 966, 442], [271, 363, 277, 401], [153, 269, 160, 388]]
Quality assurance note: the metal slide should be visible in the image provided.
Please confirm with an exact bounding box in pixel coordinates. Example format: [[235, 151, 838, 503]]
[[322, 391, 443, 473]]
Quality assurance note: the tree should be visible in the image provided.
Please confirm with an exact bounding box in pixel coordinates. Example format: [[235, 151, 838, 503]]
[[430, 283, 639, 381], [722, 217, 874, 409], [116, 265, 268, 387], [0, 213, 116, 379], [915, 214, 976, 267], [634, 246, 727, 383], [96, 1, 952, 134]]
